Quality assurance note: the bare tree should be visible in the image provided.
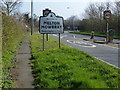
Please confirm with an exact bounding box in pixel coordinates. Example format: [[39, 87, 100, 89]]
[[105, 2, 112, 9], [84, 3, 98, 19], [96, 3, 105, 21], [1, 0, 21, 16], [84, 2, 113, 20], [113, 1, 120, 16], [66, 15, 77, 31], [112, 1, 120, 35]]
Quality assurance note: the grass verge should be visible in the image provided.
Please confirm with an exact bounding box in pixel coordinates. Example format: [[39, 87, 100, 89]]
[[70, 31, 120, 39], [30, 34, 119, 88], [2, 14, 26, 88]]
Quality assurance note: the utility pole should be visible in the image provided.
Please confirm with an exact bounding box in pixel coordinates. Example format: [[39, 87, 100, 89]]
[[31, 0, 34, 35]]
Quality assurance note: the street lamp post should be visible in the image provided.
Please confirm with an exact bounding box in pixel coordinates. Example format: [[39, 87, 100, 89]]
[[31, 0, 34, 35]]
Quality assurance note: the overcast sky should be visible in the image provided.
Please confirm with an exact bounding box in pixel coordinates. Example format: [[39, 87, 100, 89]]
[[20, 0, 116, 20]]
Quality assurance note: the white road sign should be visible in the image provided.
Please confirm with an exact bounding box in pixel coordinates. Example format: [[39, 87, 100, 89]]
[[39, 12, 64, 34]]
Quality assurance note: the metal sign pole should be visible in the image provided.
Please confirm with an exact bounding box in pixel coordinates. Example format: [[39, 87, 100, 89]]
[[43, 34, 45, 51], [46, 34, 48, 41], [106, 21, 109, 43], [59, 33, 61, 48]]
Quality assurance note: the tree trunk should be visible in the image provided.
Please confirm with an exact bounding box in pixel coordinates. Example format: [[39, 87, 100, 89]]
[[7, 4, 10, 16]]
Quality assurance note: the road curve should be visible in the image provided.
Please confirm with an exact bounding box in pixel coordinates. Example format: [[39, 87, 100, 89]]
[[51, 32, 119, 68]]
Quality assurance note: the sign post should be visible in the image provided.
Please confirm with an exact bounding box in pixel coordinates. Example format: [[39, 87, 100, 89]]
[[103, 9, 112, 43], [39, 12, 64, 50], [59, 33, 61, 48], [106, 21, 109, 43], [43, 34, 44, 51], [43, 9, 51, 41], [46, 34, 48, 41]]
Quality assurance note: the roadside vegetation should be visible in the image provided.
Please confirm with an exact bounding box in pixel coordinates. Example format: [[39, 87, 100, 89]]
[[30, 34, 119, 88], [1, 0, 38, 88], [0, 45, 1, 88], [2, 14, 26, 88], [70, 31, 120, 39], [64, 1, 120, 39]]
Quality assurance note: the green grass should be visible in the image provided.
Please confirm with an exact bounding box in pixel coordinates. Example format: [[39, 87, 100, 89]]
[[2, 14, 26, 88], [30, 34, 119, 88], [0, 37, 2, 88], [0, 50, 2, 88], [0, 10, 2, 88], [70, 31, 120, 39]]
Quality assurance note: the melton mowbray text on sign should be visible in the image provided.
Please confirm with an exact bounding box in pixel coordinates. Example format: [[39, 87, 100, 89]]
[[41, 21, 62, 29], [40, 12, 64, 34]]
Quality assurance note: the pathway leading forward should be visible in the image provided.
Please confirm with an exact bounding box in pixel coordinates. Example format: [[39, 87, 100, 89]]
[[16, 36, 34, 88]]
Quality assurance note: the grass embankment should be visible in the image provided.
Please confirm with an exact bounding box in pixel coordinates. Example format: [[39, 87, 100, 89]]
[[30, 34, 119, 88], [0, 12, 2, 88], [2, 14, 26, 88], [70, 31, 120, 39]]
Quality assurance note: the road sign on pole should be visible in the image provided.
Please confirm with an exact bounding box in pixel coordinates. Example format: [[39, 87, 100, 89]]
[[104, 10, 112, 20], [103, 9, 112, 43], [39, 12, 64, 50]]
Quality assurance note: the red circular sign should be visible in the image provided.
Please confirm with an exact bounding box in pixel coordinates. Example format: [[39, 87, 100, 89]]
[[104, 10, 112, 20]]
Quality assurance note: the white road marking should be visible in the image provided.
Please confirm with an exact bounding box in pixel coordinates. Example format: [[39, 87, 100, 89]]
[[67, 40, 96, 48], [97, 43, 119, 49], [61, 35, 67, 39], [72, 35, 119, 49], [94, 57, 119, 69], [52, 34, 67, 39], [53, 34, 119, 49], [52, 34, 58, 37]]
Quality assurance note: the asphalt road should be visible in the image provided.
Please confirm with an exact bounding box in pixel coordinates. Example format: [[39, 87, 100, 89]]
[[51, 31, 119, 68]]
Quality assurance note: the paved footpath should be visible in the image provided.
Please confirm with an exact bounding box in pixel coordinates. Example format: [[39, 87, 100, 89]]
[[15, 36, 34, 88]]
